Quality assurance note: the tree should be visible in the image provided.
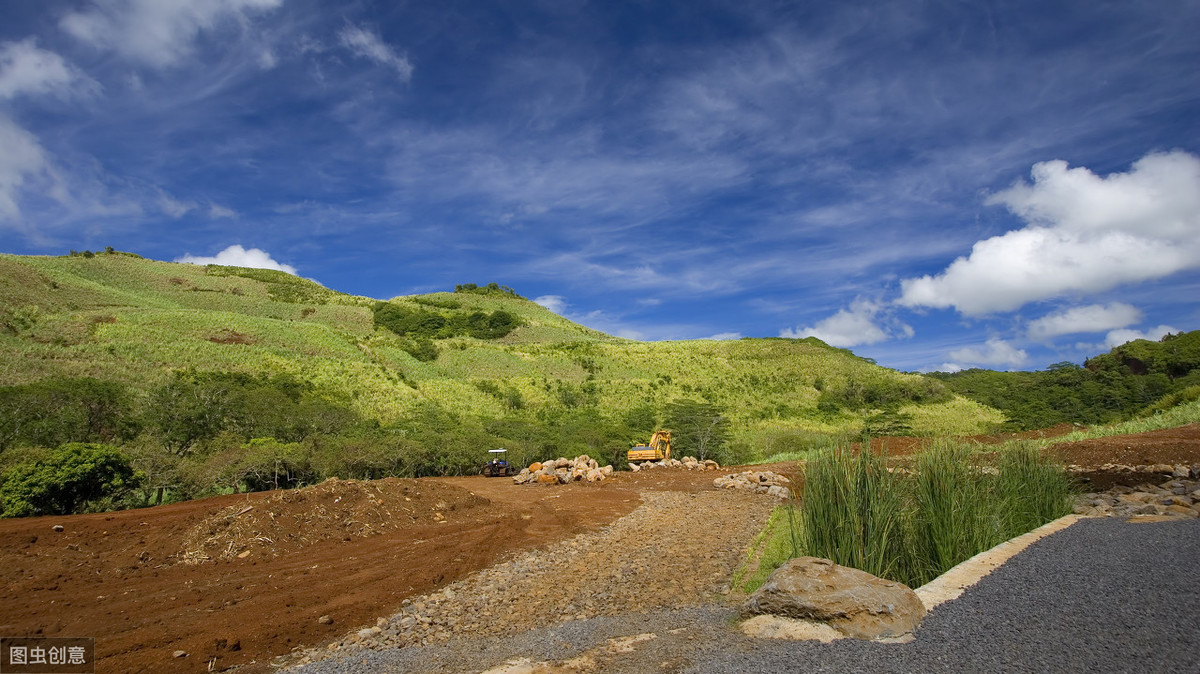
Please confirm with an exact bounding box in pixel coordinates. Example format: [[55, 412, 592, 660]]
[[0, 378, 134, 452], [0, 443, 142, 517], [663, 399, 730, 462]]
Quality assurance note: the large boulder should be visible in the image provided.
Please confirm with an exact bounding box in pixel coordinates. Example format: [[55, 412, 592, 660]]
[[743, 557, 925, 640]]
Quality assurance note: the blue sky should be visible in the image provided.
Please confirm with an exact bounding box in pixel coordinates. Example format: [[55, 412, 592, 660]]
[[1, 0, 1198, 372]]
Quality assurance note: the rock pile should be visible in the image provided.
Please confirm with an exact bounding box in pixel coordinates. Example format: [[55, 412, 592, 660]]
[[1068, 462, 1199, 479], [1074, 476, 1200, 518], [628, 456, 720, 472], [713, 470, 792, 499], [512, 455, 615, 485]]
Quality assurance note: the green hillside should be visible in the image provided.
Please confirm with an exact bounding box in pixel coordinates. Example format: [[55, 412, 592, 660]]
[[0, 251, 1004, 513], [930, 331, 1200, 431]]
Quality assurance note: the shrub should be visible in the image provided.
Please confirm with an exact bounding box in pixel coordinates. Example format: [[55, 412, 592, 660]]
[[0, 443, 143, 517]]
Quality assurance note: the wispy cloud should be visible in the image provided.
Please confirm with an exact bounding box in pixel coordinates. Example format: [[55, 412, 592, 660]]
[[60, 0, 284, 68], [0, 116, 64, 223], [0, 39, 99, 100], [338, 25, 412, 81], [175, 244, 297, 274]]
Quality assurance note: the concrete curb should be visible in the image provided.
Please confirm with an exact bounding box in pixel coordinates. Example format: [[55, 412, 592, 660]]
[[915, 514, 1083, 611]]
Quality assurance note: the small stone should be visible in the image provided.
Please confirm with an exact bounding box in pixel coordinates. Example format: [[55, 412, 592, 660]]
[[318, 615, 333, 625], [173, 650, 188, 658], [52, 525, 64, 533]]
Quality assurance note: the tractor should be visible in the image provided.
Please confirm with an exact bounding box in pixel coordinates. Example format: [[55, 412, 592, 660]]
[[482, 448, 516, 477]]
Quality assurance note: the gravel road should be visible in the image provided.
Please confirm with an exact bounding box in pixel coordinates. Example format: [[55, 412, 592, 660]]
[[291, 516, 1200, 673]]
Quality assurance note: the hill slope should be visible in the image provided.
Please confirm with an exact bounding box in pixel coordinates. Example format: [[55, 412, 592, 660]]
[[0, 252, 1002, 458], [930, 331, 1200, 431]]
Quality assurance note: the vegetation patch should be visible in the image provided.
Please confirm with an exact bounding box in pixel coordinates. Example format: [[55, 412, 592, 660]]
[[373, 301, 521, 341], [793, 440, 1075, 588], [932, 332, 1200, 430]]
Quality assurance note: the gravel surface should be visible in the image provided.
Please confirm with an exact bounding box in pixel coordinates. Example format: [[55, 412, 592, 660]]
[[288, 489, 774, 671], [292, 517, 1200, 673]]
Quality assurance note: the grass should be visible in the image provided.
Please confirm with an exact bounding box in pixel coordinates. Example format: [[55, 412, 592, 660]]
[[732, 504, 802, 594], [1037, 398, 1200, 446], [793, 439, 1075, 588]]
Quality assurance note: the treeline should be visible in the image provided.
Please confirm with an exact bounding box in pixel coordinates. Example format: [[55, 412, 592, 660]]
[[373, 302, 521, 343], [930, 331, 1200, 430], [0, 372, 736, 517], [454, 282, 524, 299]]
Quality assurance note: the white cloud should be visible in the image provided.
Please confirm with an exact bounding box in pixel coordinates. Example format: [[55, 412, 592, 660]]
[[704, 332, 743, 341], [61, 0, 283, 68], [533, 294, 568, 315], [947, 339, 1028, 368], [208, 203, 237, 218], [781, 299, 911, 348], [934, 363, 963, 373], [1104, 325, 1177, 348], [0, 116, 64, 222], [1027, 302, 1143, 341], [0, 39, 97, 99], [157, 190, 196, 218], [898, 151, 1200, 316], [175, 244, 297, 274], [338, 25, 413, 81]]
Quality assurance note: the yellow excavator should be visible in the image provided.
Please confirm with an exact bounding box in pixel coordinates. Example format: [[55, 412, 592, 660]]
[[628, 430, 671, 463]]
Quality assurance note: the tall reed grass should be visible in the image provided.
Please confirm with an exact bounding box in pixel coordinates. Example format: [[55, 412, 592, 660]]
[[798, 439, 1075, 588]]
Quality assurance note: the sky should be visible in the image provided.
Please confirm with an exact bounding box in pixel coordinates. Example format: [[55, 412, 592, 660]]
[[1, 0, 1198, 373]]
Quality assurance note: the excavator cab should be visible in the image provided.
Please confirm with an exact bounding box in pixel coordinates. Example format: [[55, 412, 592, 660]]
[[627, 430, 671, 463]]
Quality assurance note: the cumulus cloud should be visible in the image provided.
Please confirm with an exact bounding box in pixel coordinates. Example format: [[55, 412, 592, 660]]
[[1104, 325, 1177, 348], [338, 25, 413, 81], [898, 151, 1200, 316], [947, 339, 1028, 368], [533, 294, 568, 315], [704, 332, 743, 341], [0, 39, 97, 99], [781, 299, 912, 348], [175, 244, 296, 274], [60, 0, 283, 68], [1027, 302, 1142, 341]]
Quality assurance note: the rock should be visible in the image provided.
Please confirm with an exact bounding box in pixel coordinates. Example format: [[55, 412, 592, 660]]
[[601, 465, 614, 477], [629, 463, 640, 472], [703, 460, 719, 470], [318, 615, 333, 625], [52, 525, 64, 533], [743, 557, 926, 640], [528, 462, 543, 472], [1165, 505, 1198, 518], [537, 474, 558, 485], [740, 614, 844, 643], [173, 650, 188, 658]]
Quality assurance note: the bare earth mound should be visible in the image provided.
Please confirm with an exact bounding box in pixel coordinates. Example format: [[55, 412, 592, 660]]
[[1048, 423, 1200, 467], [179, 478, 487, 563]]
